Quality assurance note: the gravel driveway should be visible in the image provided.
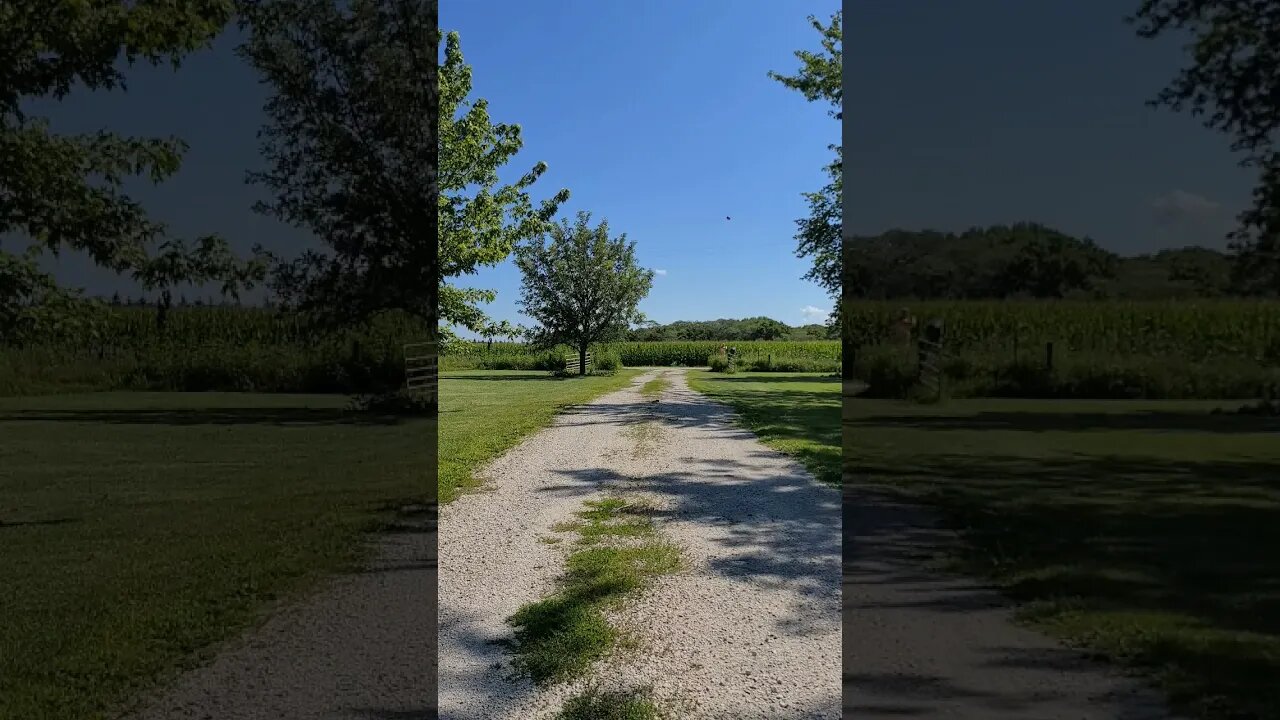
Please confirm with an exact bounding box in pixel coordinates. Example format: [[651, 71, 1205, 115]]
[[438, 368, 842, 719]]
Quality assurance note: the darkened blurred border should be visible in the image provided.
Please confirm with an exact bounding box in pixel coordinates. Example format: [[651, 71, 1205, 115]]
[[425, 1, 440, 715], [838, 0, 854, 716]]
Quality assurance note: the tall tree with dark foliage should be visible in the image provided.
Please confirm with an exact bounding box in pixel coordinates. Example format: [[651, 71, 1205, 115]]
[[1131, 0, 1280, 294], [236, 0, 439, 330]]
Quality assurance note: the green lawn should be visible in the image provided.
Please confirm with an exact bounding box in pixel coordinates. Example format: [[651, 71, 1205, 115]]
[[438, 370, 642, 503], [686, 371, 840, 485], [848, 396, 1280, 720], [0, 392, 432, 720]]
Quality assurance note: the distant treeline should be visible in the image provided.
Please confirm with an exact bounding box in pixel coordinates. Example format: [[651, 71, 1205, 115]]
[[625, 317, 835, 342], [846, 223, 1253, 300]]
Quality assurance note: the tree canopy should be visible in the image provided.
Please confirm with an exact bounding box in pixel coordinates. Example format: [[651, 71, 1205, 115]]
[[235, 0, 438, 331], [769, 11, 842, 310], [626, 317, 831, 342], [0, 0, 264, 346], [515, 211, 653, 373], [439, 30, 568, 338], [846, 222, 1244, 300]]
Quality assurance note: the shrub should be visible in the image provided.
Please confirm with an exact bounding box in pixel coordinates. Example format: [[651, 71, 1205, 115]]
[[853, 344, 918, 398], [707, 353, 733, 373], [591, 349, 621, 374]]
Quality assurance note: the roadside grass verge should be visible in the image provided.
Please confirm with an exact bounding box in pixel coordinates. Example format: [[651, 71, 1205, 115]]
[[555, 684, 662, 720], [686, 371, 839, 486], [439, 370, 641, 503], [0, 392, 432, 720], [847, 396, 1280, 720], [506, 497, 680, 685]]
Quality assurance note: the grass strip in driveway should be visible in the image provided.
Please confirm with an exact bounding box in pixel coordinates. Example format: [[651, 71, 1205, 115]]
[[439, 370, 642, 503], [555, 684, 662, 719], [685, 371, 839, 485], [639, 375, 670, 398], [505, 497, 680, 686]]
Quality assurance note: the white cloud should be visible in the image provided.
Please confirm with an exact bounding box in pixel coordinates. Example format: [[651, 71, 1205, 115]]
[[1147, 190, 1235, 250], [1151, 190, 1222, 225], [653, 268, 668, 276], [800, 305, 827, 322]]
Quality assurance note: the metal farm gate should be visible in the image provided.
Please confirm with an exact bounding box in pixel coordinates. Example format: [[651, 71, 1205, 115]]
[[404, 341, 438, 402]]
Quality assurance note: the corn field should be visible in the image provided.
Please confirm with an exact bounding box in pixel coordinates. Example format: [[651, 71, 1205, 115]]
[[9, 301, 1280, 397], [843, 300, 1280, 361], [603, 341, 839, 367]]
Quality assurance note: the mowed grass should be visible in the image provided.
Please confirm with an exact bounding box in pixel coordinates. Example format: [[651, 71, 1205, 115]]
[[0, 392, 432, 720], [438, 369, 641, 503], [686, 371, 840, 485], [847, 396, 1280, 720]]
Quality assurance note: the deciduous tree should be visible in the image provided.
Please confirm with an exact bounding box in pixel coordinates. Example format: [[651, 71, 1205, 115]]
[[439, 31, 568, 339], [769, 11, 842, 301], [771, 10, 844, 375], [236, 0, 440, 332], [748, 317, 789, 341], [515, 212, 653, 375], [0, 0, 265, 346], [478, 318, 522, 350]]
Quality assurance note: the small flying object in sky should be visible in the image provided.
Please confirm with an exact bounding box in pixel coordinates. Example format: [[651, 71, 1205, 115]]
[[725, 216, 731, 221]]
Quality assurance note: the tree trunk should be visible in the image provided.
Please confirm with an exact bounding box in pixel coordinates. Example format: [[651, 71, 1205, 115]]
[[579, 345, 588, 376], [842, 335, 855, 380]]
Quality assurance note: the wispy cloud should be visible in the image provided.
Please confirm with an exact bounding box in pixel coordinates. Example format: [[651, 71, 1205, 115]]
[[1148, 190, 1234, 250], [1151, 190, 1222, 225], [800, 305, 827, 322], [653, 268, 668, 276]]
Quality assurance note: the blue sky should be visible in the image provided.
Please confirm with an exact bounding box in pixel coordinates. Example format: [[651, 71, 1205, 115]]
[[440, 1, 841, 334], [847, 1, 1254, 254]]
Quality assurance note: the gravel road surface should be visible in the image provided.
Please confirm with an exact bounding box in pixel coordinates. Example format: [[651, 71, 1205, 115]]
[[438, 368, 842, 719]]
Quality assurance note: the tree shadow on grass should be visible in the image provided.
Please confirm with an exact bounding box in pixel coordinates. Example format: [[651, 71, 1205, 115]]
[[853, 409, 1280, 435], [849, 448, 1280, 718], [440, 373, 565, 382], [0, 407, 408, 427], [0, 517, 78, 530], [698, 374, 841, 385]]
